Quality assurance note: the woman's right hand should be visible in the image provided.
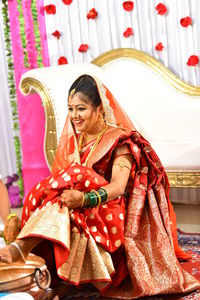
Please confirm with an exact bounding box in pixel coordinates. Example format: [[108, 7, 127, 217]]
[[60, 189, 83, 209]]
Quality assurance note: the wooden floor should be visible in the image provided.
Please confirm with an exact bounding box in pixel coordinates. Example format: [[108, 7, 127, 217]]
[[1, 203, 200, 233]]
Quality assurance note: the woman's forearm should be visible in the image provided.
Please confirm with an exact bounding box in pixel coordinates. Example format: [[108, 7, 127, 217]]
[[101, 181, 126, 202]]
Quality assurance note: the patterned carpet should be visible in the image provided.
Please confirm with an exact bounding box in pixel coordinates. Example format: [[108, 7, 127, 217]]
[[62, 230, 200, 300]]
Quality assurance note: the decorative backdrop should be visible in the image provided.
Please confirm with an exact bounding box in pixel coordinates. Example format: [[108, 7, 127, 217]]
[[6, 0, 50, 198], [0, 4, 17, 179], [44, 0, 200, 85], [0, 1, 22, 206]]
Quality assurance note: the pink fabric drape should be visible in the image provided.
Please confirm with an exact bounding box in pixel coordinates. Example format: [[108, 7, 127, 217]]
[[37, 0, 50, 65], [8, 0, 50, 198]]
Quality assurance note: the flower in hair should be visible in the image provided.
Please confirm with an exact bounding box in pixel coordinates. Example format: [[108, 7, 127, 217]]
[[180, 16, 192, 27], [78, 44, 89, 52], [187, 55, 199, 66], [44, 4, 56, 14], [58, 56, 68, 65], [123, 1, 134, 11], [123, 27, 134, 38], [155, 42, 164, 51], [87, 8, 98, 19], [52, 30, 61, 39], [70, 88, 76, 97], [155, 3, 167, 15]]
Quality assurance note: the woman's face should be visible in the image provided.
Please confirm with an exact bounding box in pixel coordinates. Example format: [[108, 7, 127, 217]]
[[68, 92, 102, 133]]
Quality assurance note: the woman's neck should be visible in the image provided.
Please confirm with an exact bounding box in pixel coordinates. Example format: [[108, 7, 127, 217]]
[[83, 122, 107, 141]]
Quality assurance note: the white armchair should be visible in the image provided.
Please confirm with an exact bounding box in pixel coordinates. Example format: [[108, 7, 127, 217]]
[[20, 48, 200, 191]]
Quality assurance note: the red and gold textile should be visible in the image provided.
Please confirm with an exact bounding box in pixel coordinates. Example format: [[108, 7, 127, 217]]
[[20, 164, 125, 290], [20, 75, 200, 298]]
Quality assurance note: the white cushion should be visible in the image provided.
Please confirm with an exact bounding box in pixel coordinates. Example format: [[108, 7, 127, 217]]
[[100, 58, 200, 170]]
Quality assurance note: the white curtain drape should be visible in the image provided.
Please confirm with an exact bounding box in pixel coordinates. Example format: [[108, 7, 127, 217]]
[[0, 3, 17, 178], [44, 0, 200, 86]]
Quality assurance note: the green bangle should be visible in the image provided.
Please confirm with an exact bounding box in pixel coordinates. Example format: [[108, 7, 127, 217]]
[[92, 190, 102, 206], [89, 192, 98, 207], [98, 188, 107, 203], [84, 189, 107, 208]]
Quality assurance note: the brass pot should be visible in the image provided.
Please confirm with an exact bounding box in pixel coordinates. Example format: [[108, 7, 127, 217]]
[[0, 254, 51, 292]]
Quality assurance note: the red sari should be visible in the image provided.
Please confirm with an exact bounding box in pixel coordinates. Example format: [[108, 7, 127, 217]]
[[20, 77, 200, 298], [20, 135, 126, 291]]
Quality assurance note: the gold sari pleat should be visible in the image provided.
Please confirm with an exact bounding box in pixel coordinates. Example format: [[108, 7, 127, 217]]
[[58, 229, 86, 282], [68, 232, 88, 283], [59, 231, 114, 286], [18, 202, 70, 250], [80, 236, 114, 282]]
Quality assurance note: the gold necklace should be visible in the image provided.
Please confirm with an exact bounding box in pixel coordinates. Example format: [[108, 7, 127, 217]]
[[78, 134, 84, 153], [78, 124, 108, 166], [82, 133, 97, 143]]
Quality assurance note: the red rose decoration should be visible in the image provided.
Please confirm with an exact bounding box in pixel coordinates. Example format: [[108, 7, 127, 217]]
[[155, 42, 164, 51], [62, 0, 72, 4], [187, 55, 199, 66], [180, 16, 192, 27], [123, 27, 134, 38], [123, 1, 134, 12], [52, 30, 61, 39], [44, 4, 56, 15], [155, 3, 167, 15], [87, 8, 98, 19], [58, 56, 68, 65], [78, 44, 89, 52]]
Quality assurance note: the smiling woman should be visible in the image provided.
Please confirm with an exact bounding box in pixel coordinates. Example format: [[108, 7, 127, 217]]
[[1, 74, 200, 299], [68, 96, 102, 137], [68, 76, 106, 146], [68, 95, 102, 140]]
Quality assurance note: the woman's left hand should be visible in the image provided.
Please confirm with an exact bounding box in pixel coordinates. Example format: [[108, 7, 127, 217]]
[[60, 189, 82, 209]]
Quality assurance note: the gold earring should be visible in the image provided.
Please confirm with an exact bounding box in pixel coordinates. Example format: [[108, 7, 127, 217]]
[[99, 113, 103, 120], [99, 113, 105, 125]]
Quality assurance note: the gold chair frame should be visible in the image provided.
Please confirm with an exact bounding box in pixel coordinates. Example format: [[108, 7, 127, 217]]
[[20, 48, 200, 187]]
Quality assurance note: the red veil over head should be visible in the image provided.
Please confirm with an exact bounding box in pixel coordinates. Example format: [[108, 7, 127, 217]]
[[52, 76, 135, 174]]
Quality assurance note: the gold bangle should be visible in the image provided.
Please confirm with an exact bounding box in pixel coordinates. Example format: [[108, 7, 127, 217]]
[[7, 213, 16, 220], [113, 161, 131, 171], [92, 190, 101, 207], [81, 192, 85, 208]]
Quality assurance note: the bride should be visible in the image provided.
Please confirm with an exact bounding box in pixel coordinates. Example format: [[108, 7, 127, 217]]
[[0, 74, 199, 299]]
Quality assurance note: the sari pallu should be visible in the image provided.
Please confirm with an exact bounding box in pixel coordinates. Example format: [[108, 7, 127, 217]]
[[77, 127, 200, 298]]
